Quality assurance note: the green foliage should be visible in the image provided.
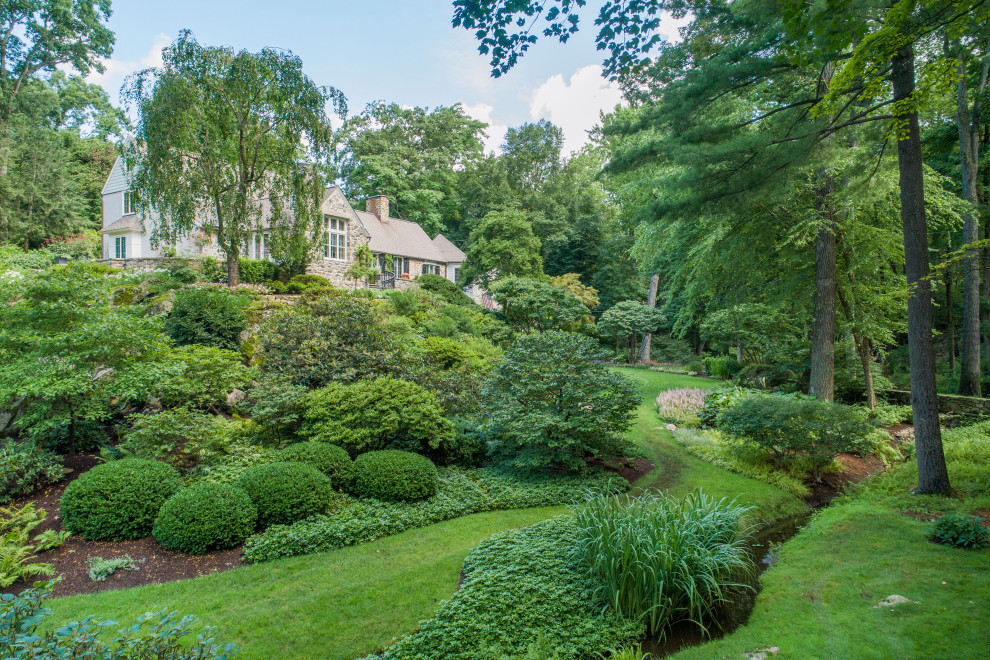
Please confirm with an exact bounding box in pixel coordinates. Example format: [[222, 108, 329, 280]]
[[927, 514, 989, 549], [352, 450, 439, 502], [422, 336, 470, 369], [0, 580, 239, 658], [1, 503, 69, 588], [0, 247, 53, 271], [158, 344, 256, 412], [865, 403, 913, 427], [195, 437, 278, 486], [243, 467, 627, 563], [60, 459, 182, 541], [260, 293, 408, 388], [574, 491, 754, 636], [491, 276, 587, 333], [550, 273, 600, 310], [718, 395, 876, 481], [153, 483, 257, 554], [698, 386, 756, 429], [367, 518, 643, 659], [236, 462, 332, 528], [598, 301, 666, 362], [0, 440, 63, 504], [446, 416, 490, 466], [243, 374, 308, 444], [0, 266, 170, 449], [462, 210, 544, 287], [704, 356, 741, 380], [200, 256, 226, 283], [86, 555, 138, 582], [164, 286, 250, 351], [287, 273, 330, 293], [237, 258, 278, 284], [121, 408, 239, 467], [417, 273, 476, 306], [277, 442, 354, 490], [482, 331, 640, 471], [650, 334, 697, 364], [734, 363, 796, 390], [302, 377, 457, 461]]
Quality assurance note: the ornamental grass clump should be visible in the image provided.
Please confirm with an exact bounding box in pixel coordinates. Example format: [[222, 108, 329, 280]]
[[573, 490, 754, 638], [655, 387, 707, 425]]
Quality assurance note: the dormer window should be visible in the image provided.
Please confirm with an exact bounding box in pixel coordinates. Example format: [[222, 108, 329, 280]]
[[324, 216, 347, 261], [123, 191, 136, 215]]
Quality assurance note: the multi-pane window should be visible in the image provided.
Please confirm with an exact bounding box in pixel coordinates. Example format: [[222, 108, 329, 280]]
[[263, 233, 270, 260], [123, 191, 136, 215], [421, 263, 440, 275], [114, 236, 126, 259], [393, 256, 409, 275], [324, 216, 347, 260]]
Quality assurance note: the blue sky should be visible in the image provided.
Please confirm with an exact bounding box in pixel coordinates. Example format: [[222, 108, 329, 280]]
[[90, 1, 687, 153]]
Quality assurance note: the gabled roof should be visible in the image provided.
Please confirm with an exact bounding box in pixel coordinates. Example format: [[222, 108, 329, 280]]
[[100, 216, 142, 233], [356, 210, 448, 262], [432, 234, 466, 263]]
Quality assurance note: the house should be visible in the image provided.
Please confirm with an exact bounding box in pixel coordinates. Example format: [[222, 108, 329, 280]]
[[99, 156, 467, 289]]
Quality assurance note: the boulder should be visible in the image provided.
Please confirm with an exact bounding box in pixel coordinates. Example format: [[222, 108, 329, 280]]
[[226, 388, 246, 407], [145, 290, 176, 316]]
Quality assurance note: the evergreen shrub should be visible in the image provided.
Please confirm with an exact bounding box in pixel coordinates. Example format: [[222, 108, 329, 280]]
[[278, 442, 354, 489], [153, 482, 257, 553], [352, 450, 439, 502], [236, 461, 332, 527]]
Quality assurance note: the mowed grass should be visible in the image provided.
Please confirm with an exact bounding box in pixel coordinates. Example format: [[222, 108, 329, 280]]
[[47, 507, 564, 660], [612, 367, 808, 522]]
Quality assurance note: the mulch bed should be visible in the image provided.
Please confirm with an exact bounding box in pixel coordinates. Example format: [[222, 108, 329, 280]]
[[7, 453, 243, 598]]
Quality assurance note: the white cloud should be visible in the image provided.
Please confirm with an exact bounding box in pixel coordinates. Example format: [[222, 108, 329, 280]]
[[87, 33, 170, 104], [461, 101, 508, 155], [528, 65, 624, 154]]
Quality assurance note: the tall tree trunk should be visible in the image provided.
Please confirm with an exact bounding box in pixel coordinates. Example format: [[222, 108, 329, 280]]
[[226, 245, 241, 286], [892, 44, 951, 494], [946, 255, 956, 376], [809, 173, 838, 401], [957, 52, 984, 395], [637, 273, 660, 363]]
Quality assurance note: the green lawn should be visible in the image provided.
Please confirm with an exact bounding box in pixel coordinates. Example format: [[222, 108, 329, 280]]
[[47, 507, 563, 660]]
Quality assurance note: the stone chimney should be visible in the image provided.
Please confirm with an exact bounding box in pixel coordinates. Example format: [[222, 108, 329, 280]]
[[366, 195, 389, 223]]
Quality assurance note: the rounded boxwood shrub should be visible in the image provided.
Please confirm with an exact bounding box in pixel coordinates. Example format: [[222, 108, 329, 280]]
[[153, 482, 257, 554], [277, 442, 354, 490], [236, 461, 332, 528], [60, 459, 182, 541], [352, 450, 439, 502]]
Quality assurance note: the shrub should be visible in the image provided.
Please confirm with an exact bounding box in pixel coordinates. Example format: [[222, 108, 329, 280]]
[[684, 359, 705, 374], [927, 513, 989, 549], [242, 467, 628, 563], [366, 519, 643, 659], [352, 450, 439, 502], [244, 374, 308, 444], [260, 294, 409, 388], [60, 459, 182, 541], [153, 482, 257, 553], [86, 555, 138, 581], [302, 378, 456, 460], [122, 408, 239, 466], [287, 273, 330, 293], [199, 256, 226, 282], [0, 440, 63, 503], [492, 277, 588, 333], [734, 363, 795, 389], [717, 394, 874, 481], [0, 580, 238, 658], [236, 462, 332, 527], [704, 355, 741, 379], [865, 403, 913, 427], [417, 273, 476, 306], [649, 334, 696, 365], [698, 386, 755, 429], [164, 285, 250, 350], [278, 442, 354, 489], [158, 344, 256, 412], [238, 258, 278, 284], [482, 331, 640, 471], [422, 336, 470, 369], [446, 417, 489, 466], [655, 387, 707, 425], [574, 491, 754, 636], [1, 503, 69, 588]]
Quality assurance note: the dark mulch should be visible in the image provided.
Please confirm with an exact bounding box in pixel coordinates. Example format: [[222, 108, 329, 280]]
[[7, 453, 244, 598], [588, 456, 656, 485]]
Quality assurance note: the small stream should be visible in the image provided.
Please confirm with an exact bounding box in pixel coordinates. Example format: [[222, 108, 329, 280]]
[[640, 512, 812, 657]]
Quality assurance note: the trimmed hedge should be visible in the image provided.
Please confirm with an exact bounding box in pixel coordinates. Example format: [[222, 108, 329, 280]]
[[236, 462, 332, 528], [153, 482, 257, 554], [352, 450, 439, 502], [60, 459, 182, 541], [277, 442, 354, 490]]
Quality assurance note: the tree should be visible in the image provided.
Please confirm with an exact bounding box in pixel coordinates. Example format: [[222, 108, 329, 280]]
[[0, 266, 170, 449], [490, 276, 588, 333], [460, 210, 543, 287], [481, 331, 640, 471], [550, 272, 600, 310], [123, 31, 345, 286], [598, 300, 666, 363]]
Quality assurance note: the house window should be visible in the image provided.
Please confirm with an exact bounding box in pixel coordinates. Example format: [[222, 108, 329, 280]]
[[393, 256, 409, 276], [263, 233, 270, 260], [123, 191, 136, 215], [114, 236, 126, 259], [422, 263, 439, 275], [451, 266, 459, 282], [324, 216, 347, 260]]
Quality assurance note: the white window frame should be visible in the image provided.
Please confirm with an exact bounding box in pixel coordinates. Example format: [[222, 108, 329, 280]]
[[324, 216, 347, 261], [123, 191, 136, 215], [114, 235, 126, 259], [263, 232, 270, 260]]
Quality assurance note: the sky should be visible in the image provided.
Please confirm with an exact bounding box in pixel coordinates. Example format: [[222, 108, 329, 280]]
[[88, 1, 688, 154]]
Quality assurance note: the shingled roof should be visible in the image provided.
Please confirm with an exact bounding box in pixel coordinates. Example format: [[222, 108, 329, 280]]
[[432, 234, 466, 262], [356, 210, 456, 262]]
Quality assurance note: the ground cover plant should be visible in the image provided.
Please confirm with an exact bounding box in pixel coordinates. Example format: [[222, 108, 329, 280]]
[[1, 504, 69, 587], [86, 555, 138, 582], [0, 440, 63, 504]]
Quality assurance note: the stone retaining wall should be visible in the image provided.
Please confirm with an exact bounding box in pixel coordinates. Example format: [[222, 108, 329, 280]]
[[887, 390, 990, 415]]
